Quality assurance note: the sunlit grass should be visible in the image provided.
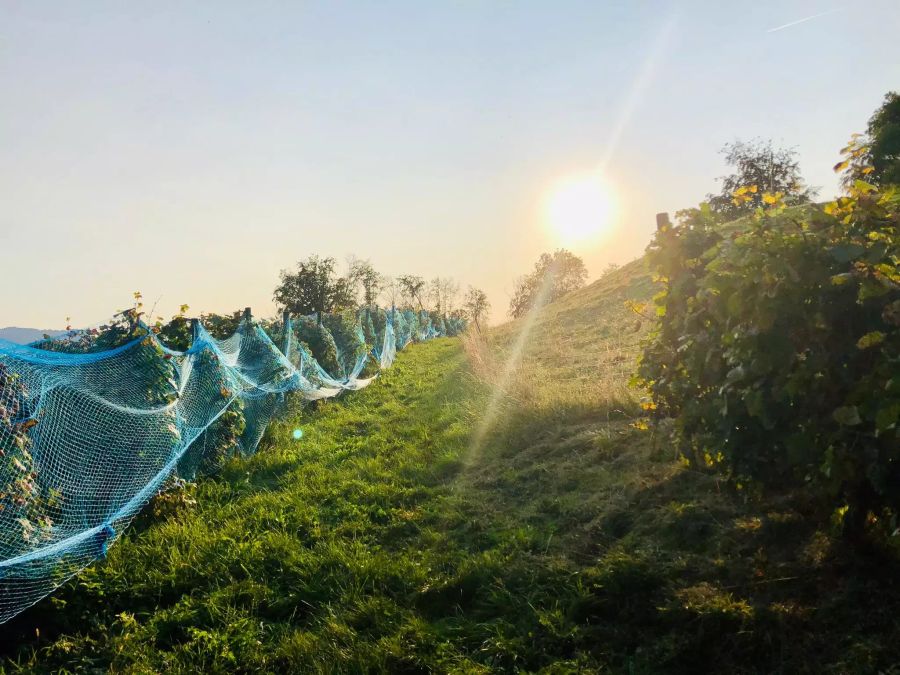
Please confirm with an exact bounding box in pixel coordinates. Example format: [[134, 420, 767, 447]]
[[3, 258, 900, 672]]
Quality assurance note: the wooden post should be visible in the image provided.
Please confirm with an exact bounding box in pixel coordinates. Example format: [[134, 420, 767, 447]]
[[656, 212, 671, 232], [281, 310, 291, 356]]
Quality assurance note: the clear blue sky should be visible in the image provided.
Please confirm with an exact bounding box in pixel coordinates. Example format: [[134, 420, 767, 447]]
[[1, 1, 898, 327]]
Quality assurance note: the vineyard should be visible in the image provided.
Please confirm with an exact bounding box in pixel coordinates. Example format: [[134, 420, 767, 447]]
[[0, 306, 463, 627], [1, 119, 898, 673], [3, 250, 897, 672]]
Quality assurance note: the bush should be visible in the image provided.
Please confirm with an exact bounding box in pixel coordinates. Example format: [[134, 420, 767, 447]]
[[359, 308, 379, 345], [429, 312, 447, 336], [636, 181, 900, 538], [321, 311, 368, 377], [402, 310, 420, 343], [0, 363, 50, 552]]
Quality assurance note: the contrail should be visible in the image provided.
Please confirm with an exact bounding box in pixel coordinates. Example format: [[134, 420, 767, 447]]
[[766, 8, 841, 33]]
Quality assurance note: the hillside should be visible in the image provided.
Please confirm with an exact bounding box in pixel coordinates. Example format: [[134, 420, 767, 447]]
[[0, 327, 64, 344], [3, 261, 900, 673]]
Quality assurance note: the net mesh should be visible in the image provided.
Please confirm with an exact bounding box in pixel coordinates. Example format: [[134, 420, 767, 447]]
[[0, 307, 451, 623]]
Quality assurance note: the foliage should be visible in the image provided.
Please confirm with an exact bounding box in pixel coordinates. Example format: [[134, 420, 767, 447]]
[[636, 174, 900, 539], [397, 275, 426, 310], [428, 311, 447, 337], [273, 256, 355, 317], [0, 363, 51, 551], [322, 311, 368, 377], [292, 316, 341, 377], [380, 276, 401, 309], [428, 277, 460, 314], [463, 287, 490, 331], [508, 249, 588, 318], [707, 139, 816, 219], [601, 262, 620, 277], [176, 347, 246, 478], [359, 307, 378, 345], [347, 257, 383, 307], [8, 266, 899, 672], [841, 92, 900, 188]]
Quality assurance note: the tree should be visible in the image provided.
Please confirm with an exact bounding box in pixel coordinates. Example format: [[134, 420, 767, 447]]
[[508, 249, 588, 318], [380, 276, 401, 309], [398, 275, 426, 310], [707, 139, 816, 218], [601, 262, 620, 278], [428, 277, 460, 315], [463, 287, 490, 331], [273, 255, 355, 321], [841, 92, 900, 188], [347, 257, 382, 307]]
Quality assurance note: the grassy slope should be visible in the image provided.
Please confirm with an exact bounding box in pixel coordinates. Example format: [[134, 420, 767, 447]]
[[3, 259, 900, 673]]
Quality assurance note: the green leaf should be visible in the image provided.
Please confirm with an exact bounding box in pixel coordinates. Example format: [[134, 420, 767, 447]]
[[828, 243, 865, 263], [853, 179, 877, 194], [833, 406, 862, 426], [859, 279, 890, 301], [875, 402, 900, 432]]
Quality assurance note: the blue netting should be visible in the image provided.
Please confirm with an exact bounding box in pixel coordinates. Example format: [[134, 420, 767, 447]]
[[0, 307, 459, 623]]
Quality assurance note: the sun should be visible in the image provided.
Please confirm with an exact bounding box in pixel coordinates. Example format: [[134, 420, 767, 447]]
[[544, 173, 614, 246]]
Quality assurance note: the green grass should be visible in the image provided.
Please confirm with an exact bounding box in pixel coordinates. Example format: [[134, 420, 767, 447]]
[[3, 259, 900, 673]]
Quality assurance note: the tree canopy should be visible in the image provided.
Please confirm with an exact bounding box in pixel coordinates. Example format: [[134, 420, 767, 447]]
[[707, 139, 816, 218], [273, 255, 355, 319], [398, 275, 426, 310], [508, 249, 588, 318], [429, 277, 460, 315], [347, 257, 382, 307], [842, 91, 900, 188], [463, 287, 490, 331]]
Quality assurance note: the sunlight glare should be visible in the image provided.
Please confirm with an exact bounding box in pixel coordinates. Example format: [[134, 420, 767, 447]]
[[545, 173, 614, 246]]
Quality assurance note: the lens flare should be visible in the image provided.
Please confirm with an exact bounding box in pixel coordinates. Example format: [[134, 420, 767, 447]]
[[292, 428, 303, 440]]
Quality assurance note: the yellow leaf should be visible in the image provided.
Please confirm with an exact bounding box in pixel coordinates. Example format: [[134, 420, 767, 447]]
[[833, 160, 849, 173], [857, 331, 885, 349]]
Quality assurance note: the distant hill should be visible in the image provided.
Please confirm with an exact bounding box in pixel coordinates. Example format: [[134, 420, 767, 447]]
[[0, 327, 65, 344]]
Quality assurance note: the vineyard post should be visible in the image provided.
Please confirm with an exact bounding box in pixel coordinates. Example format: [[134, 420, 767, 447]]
[[281, 310, 291, 356], [656, 212, 671, 231]]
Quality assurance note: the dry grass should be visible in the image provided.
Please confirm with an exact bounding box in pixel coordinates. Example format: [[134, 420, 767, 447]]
[[463, 258, 653, 424]]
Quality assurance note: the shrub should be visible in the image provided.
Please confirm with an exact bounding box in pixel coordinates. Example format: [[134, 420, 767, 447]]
[[402, 310, 420, 343], [635, 180, 900, 538], [322, 311, 368, 377], [293, 316, 341, 377], [429, 312, 447, 336], [0, 363, 51, 552]]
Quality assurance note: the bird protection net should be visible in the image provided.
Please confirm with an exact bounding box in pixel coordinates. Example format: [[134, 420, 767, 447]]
[[0, 307, 451, 624]]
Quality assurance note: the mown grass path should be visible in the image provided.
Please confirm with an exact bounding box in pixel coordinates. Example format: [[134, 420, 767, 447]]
[[4, 338, 498, 672]]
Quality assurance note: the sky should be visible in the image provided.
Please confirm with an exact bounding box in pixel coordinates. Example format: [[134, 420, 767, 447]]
[[1, 0, 899, 328]]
